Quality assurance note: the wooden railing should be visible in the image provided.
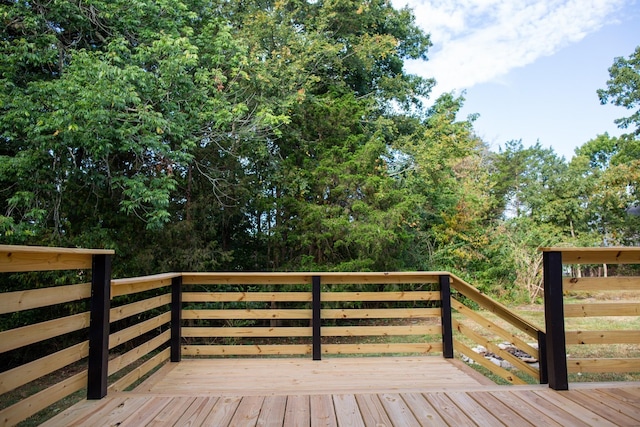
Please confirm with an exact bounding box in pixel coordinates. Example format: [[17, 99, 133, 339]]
[[541, 247, 640, 390], [181, 272, 445, 358], [0, 245, 113, 427], [449, 274, 546, 385], [5, 244, 639, 424], [0, 245, 182, 426]]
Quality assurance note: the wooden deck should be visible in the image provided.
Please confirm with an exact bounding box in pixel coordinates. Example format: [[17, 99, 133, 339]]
[[43, 357, 640, 426]]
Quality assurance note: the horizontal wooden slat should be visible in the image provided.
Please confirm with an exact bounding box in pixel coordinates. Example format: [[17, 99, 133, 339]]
[[108, 348, 171, 393], [183, 344, 312, 356], [563, 276, 640, 291], [322, 308, 440, 319], [181, 325, 441, 338], [183, 292, 312, 303], [451, 299, 539, 360], [0, 245, 113, 255], [183, 308, 439, 320], [108, 330, 171, 376], [181, 272, 445, 286], [0, 312, 90, 353], [0, 370, 87, 427], [0, 245, 112, 273], [108, 347, 171, 393], [181, 291, 441, 304], [453, 319, 540, 380], [0, 341, 89, 394], [0, 283, 91, 314], [319, 273, 443, 285], [322, 291, 441, 302], [567, 358, 640, 373], [109, 312, 171, 349], [110, 294, 171, 323], [453, 339, 527, 385], [182, 273, 312, 285], [183, 327, 312, 338], [323, 325, 441, 337], [323, 343, 442, 355], [450, 275, 542, 339], [540, 247, 640, 264], [182, 309, 312, 320], [564, 303, 640, 317], [565, 330, 640, 345], [111, 273, 178, 297]]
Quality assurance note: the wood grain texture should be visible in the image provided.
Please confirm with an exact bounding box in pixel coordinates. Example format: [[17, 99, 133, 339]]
[[0, 244, 112, 272], [563, 276, 640, 291], [0, 283, 91, 314], [540, 247, 640, 264], [43, 357, 640, 427]]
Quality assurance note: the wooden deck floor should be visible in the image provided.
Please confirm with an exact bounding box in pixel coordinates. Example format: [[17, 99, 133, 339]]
[[43, 357, 640, 426]]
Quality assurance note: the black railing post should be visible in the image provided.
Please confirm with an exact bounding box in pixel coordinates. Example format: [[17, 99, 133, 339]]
[[439, 275, 454, 359], [171, 275, 182, 362], [537, 330, 548, 384], [312, 275, 322, 360], [87, 254, 112, 399], [543, 251, 568, 390]]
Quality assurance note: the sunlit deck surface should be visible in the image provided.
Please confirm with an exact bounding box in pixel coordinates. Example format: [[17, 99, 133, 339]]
[[44, 357, 640, 426]]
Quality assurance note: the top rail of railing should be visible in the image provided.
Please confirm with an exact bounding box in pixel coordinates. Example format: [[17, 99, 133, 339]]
[[0, 244, 114, 273], [539, 247, 640, 264]]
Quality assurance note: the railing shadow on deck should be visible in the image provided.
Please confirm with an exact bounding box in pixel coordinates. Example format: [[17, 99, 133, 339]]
[[1, 244, 639, 426]]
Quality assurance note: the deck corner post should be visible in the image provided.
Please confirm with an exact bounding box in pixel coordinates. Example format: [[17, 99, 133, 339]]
[[537, 330, 548, 384], [171, 275, 182, 362], [312, 275, 322, 360], [88, 254, 112, 400], [439, 274, 454, 359], [543, 251, 568, 390]]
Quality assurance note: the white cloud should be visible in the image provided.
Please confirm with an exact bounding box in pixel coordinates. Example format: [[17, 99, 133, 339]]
[[392, 0, 627, 96]]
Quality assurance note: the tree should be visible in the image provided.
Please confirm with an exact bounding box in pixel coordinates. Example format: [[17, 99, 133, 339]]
[[598, 46, 640, 136]]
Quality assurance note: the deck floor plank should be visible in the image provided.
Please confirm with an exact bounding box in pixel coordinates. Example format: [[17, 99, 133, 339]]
[[563, 390, 640, 426], [284, 394, 310, 427], [421, 392, 477, 426], [88, 396, 152, 427], [44, 357, 640, 427], [117, 396, 173, 427], [355, 393, 394, 427], [466, 391, 536, 427], [445, 391, 504, 426], [257, 395, 288, 427], [499, 390, 584, 427], [598, 387, 640, 408], [200, 396, 242, 426], [228, 395, 265, 427], [400, 392, 449, 427], [310, 394, 338, 427], [532, 390, 618, 427], [332, 394, 365, 427], [146, 396, 199, 427], [378, 393, 421, 427]]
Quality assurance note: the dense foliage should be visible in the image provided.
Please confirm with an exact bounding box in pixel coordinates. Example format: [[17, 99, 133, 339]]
[[1, 1, 638, 301]]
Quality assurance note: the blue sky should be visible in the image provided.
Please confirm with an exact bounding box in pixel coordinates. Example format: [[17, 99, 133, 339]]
[[391, 0, 640, 160]]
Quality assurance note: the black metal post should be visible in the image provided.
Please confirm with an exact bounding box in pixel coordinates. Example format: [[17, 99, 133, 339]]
[[171, 275, 182, 362], [543, 251, 568, 390], [537, 330, 548, 384], [87, 254, 112, 399], [312, 275, 322, 360], [439, 275, 454, 359]]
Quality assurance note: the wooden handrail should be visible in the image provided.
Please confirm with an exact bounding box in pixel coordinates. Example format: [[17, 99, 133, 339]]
[[449, 274, 543, 339], [181, 271, 445, 285], [539, 247, 640, 264], [0, 244, 114, 273]]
